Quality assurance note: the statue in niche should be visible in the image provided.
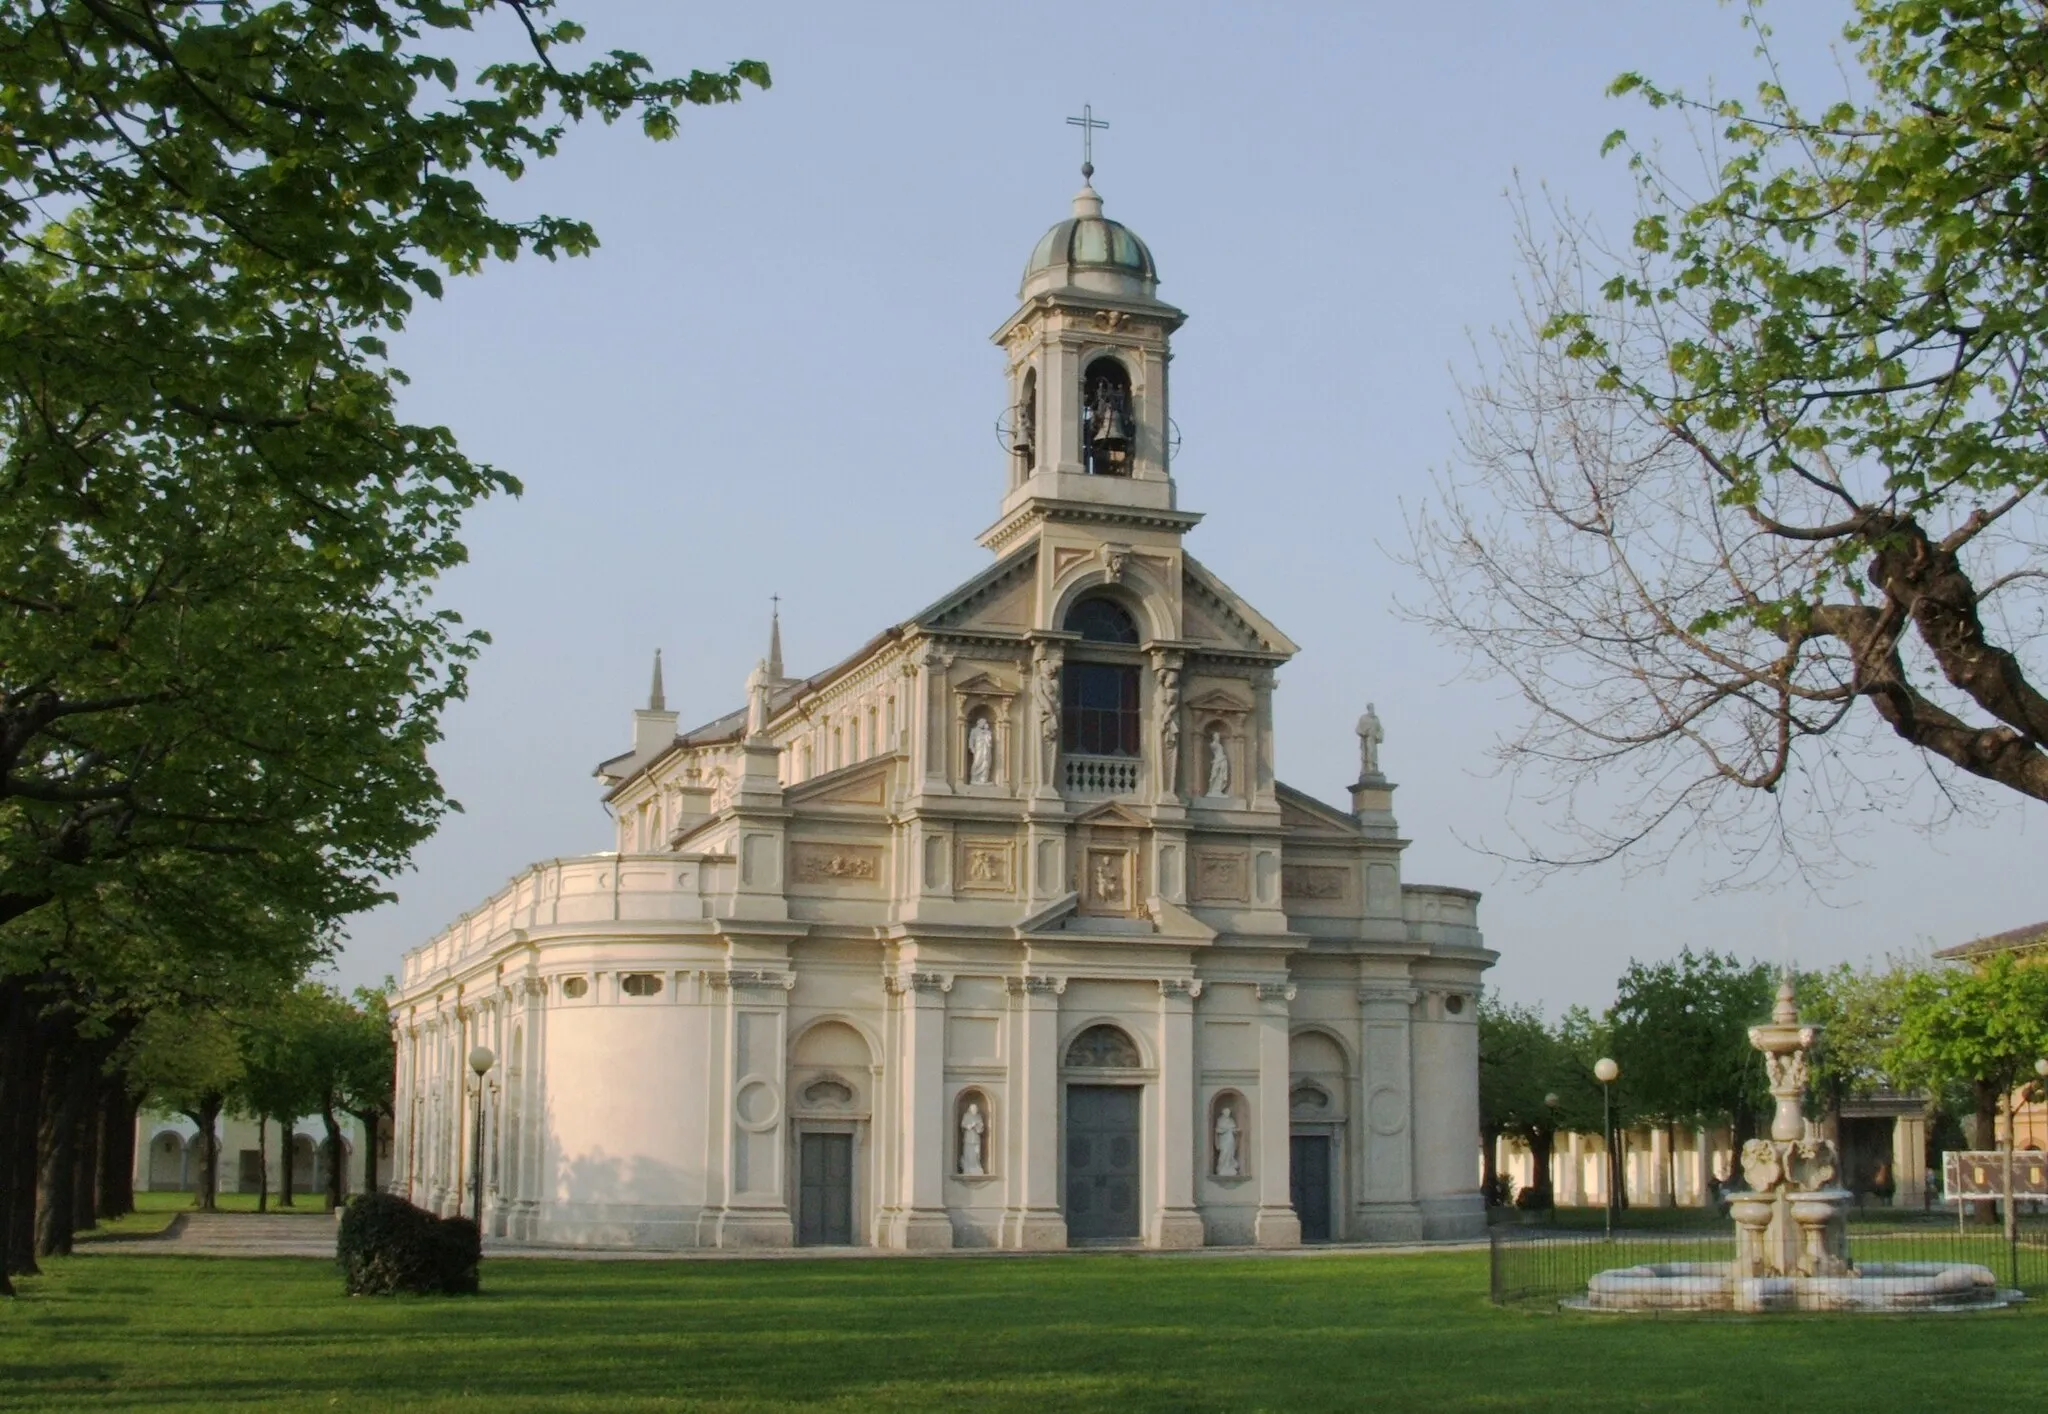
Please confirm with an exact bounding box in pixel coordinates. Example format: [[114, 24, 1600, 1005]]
[[1034, 653, 1061, 782], [1014, 387, 1036, 462], [959, 1100, 986, 1176], [1356, 703, 1385, 778], [1205, 726, 1230, 797], [1214, 1103, 1241, 1179], [966, 713, 995, 785], [1093, 853, 1124, 904]]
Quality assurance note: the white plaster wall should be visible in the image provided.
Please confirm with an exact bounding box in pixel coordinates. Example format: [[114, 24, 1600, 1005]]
[[541, 1000, 711, 1244], [1410, 994, 1485, 1238]]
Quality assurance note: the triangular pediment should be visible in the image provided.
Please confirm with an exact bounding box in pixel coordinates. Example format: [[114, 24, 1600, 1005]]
[[788, 755, 895, 809], [913, 545, 1037, 635], [954, 671, 1016, 698], [1186, 687, 1251, 714], [1276, 782, 1360, 835], [1182, 555, 1300, 657], [1073, 800, 1149, 829]]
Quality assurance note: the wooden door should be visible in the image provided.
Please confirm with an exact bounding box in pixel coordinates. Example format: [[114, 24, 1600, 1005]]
[[1291, 1133, 1332, 1242], [797, 1132, 854, 1246], [1066, 1085, 1141, 1242]]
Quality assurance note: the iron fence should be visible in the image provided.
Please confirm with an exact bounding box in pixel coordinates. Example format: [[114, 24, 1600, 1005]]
[[1489, 1215, 2048, 1312]]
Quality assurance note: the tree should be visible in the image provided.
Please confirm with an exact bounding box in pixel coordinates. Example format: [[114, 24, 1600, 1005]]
[[1478, 1000, 1595, 1207], [1407, 0, 2048, 879], [1890, 954, 2048, 1152], [235, 993, 325, 1211], [334, 988, 398, 1198], [128, 1007, 243, 1218], [0, 2, 765, 1294]]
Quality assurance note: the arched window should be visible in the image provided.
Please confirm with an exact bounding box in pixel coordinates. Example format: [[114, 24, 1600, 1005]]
[[1065, 1024, 1141, 1068], [1061, 598, 1141, 760], [1081, 358, 1133, 476], [1065, 597, 1139, 644]]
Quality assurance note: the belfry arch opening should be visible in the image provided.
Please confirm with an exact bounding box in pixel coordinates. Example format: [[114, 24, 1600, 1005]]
[[1081, 357, 1133, 476]]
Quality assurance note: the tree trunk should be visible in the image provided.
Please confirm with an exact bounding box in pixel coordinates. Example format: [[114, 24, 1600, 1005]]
[[1530, 1127, 1557, 1208], [1972, 1079, 2002, 1223], [1480, 1123, 1502, 1206], [322, 1107, 345, 1211], [256, 1116, 269, 1213], [35, 1038, 86, 1258], [71, 1077, 100, 1233], [348, 1108, 384, 1194], [98, 1081, 137, 1220], [278, 1122, 294, 1208], [183, 1097, 222, 1212], [0, 976, 37, 1293]]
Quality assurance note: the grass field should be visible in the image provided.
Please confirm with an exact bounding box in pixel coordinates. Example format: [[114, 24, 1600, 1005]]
[[2, 1247, 2042, 1412]]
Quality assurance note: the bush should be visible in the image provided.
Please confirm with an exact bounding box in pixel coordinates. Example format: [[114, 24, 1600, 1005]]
[[337, 1193, 480, 1296]]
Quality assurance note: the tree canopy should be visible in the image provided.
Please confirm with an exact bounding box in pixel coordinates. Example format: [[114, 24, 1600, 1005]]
[[1409, 0, 2048, 878]]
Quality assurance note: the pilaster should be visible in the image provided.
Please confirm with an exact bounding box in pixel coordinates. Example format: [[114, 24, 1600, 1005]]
[[1001, 974, 1068, 1249], [1154, 978, 1205, 1248], [708, 967, 796, 1248], [883, 969, 955, 1249], [1252, 981, 1301, 1247], [1355, 980, 1423, 1241]]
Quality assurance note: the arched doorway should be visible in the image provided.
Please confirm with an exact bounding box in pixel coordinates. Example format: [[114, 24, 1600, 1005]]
[[1063, 1024, 1143, 1243], [788, 1019, 874, 1247], [147, 1131, 187, 1191]]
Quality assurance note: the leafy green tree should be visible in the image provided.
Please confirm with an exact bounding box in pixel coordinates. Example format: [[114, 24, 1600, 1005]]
[[1479, 1000, 1596, 1207], [128, 1007, 243, 1218], [1408, 0, 2048, 876], [1799, 958, 1923, 1119], [1890, 954, 2048, 1152], [235, 993, 325, 1211], [334, 988, 398, 1198], [1610, 950, 1773, 1141], [0, 1, 764, 1294]]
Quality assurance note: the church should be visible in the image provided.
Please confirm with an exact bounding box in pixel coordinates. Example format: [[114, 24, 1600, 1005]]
[[388, 168, 1494, 1251]]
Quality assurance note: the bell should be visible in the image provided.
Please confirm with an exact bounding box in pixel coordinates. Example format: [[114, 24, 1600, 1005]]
[[1091, 396, 1130, 450]]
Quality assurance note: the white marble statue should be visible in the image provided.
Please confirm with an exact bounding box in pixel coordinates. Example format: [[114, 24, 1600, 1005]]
[[959, 1100, 986, 1176], [967, 714, 994, 785], [1356, 702, 1384, 778], [1214, 1104, 1241, 1178], [1205, 726, 1229, 797]]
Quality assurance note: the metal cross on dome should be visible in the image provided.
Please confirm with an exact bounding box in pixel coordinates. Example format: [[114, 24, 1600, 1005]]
[[1066, 104, 1109, 180]]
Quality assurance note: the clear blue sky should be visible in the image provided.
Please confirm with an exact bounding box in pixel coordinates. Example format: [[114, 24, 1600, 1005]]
[[337, 1, 2044, 1014]]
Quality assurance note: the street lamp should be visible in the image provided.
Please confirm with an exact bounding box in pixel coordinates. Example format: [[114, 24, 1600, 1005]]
[[468, 1046, 495, 1226], [1594, 1058, 1621, 1239]]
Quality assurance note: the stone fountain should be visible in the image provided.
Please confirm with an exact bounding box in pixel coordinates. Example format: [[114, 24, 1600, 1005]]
[[1576, 977, 2018, 1313]]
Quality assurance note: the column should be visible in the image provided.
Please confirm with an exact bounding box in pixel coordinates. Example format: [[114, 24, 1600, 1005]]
[[1354, 982, 1422, 1240], [1692, 1126, 1713, 1208], [885, 970, 954, 1249], [1001, 975, 1067, 1249], [1650, 1125, 1674, 1207], [1560, 1132, 1582, 1206], [1893, 1112, 1929, 1209], [1249, 671, 1278, 809], [1154, 979, 1203, 1248], [1252, 981, 1300, 1247]]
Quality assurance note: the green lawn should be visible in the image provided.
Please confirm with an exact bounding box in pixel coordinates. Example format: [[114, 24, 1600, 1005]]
[[2, 1249, 2042, 1412]]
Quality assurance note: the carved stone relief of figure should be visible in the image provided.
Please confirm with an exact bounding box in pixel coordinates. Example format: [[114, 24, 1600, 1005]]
[[1356, 703, 1385, 778], [1092, 852, 1125, 905], [959, 1100, 986, 1176], [966, 712, 995, 785], [1156, 667, 1181, 795], [1034, 651, 1061, 784], [1214, 1103, 1241, 1179], [1205, 726, 1230, 797]]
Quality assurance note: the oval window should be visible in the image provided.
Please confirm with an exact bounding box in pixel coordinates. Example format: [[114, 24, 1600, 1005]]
[[621, 973, 663, 998], [560, 976, 589, 999]]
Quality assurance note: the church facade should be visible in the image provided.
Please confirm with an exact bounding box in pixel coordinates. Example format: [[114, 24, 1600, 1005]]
[[388, 176, 1494, 1250]]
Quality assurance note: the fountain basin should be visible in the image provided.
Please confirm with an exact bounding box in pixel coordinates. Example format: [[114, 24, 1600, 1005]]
[[1572, 1260, 2019, 1313]]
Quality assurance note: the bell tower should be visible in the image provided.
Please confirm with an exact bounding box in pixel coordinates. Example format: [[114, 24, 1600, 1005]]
[[990, 162, 1186, 523]]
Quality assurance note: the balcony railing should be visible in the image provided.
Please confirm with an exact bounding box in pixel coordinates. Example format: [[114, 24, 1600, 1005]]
[[1064, 753, 1141, 796]]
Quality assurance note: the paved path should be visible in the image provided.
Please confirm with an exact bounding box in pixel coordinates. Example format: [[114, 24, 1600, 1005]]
[[87, 1212, 1485, 1262]]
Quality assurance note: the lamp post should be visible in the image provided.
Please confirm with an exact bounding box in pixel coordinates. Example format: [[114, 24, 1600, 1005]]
[[467, 1045, 495, 1227], [1594, 1058, 1621, 1239]]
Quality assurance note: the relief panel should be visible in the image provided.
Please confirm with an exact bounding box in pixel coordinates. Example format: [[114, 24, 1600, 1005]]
[[957, 838, 1015, 893], [788, 842, 883, 887], [1190, 849, 1249, 903]]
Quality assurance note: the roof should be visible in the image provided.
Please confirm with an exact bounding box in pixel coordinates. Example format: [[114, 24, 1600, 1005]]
[[1934, 919, 2048, 962]]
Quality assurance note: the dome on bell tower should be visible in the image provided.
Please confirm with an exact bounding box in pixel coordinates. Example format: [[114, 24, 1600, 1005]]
[[1020, 183, 1158, 300]]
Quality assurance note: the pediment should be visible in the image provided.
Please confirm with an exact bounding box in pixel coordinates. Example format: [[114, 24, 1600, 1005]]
[[1182, 555, 1299, 657], [914, 546, 1037, 634], [953, 671, 1016, 699], [1073, 800, 1149, 830], [1276, 783, 1360, 835], [1186, 688, 1251, 715], [789, 756, 893, 809]]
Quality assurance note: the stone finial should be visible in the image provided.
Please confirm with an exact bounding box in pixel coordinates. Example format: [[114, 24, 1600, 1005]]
[[648, 649, 666, 712], [1772, 972, 1798, 1024], [767, 600, 785, 682]]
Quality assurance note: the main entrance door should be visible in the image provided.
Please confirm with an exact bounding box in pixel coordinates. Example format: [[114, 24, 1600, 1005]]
[[1066, 1084, 1141, 1243], [797, 1132, 854, 1246], [1291, 1133, 1332, 1242]]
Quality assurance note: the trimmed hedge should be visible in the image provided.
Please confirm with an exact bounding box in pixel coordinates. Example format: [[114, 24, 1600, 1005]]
[[338, 1193, 481, 1296]]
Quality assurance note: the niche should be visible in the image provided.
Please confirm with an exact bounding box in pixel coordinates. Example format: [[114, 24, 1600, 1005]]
[[954, 1088, 995, 1178], [1209, 1090, 1249, 1180]]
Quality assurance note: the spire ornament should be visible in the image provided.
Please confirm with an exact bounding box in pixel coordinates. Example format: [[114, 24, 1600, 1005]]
[[1066, 103, 1109, 181], [648, 649, 666, 712]]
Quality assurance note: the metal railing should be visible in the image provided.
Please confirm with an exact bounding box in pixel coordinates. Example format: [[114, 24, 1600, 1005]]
[[1489, 1214, 2048, 1311]]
